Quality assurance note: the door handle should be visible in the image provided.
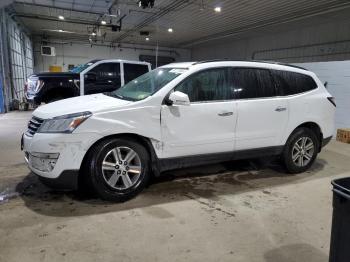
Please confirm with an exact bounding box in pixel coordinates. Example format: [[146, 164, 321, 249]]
[[275, 106, 287, 112], [218, 111, 233, 116]]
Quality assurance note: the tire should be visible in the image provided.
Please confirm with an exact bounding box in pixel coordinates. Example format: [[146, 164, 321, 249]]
[[282, 127, 319, 174], [83, 138, 150, 202]]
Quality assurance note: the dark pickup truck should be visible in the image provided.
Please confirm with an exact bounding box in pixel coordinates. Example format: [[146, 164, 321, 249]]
[[25, 59, 151, 104]]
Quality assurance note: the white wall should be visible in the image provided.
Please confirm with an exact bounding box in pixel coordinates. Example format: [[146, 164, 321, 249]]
[[33, 41, 191, 73], [295, 61, 350, 130]]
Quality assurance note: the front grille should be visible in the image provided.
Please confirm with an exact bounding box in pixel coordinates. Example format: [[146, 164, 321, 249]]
[[26, 116, 44, 137]]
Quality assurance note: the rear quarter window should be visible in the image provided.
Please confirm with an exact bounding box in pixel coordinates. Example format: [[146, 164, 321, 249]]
[[271, 70, 317, 96]]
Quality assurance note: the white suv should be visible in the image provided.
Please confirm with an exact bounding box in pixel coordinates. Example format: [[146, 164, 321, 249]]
[[22, 61, 335, 201]]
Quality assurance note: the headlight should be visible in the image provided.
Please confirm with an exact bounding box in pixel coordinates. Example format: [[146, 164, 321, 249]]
[[27, 78, 44, 93], [34, 80, 45, 92], [38, 111, 92, 133]]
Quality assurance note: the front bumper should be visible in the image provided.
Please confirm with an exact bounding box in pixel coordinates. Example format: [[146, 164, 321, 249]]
[[22, 132, 102, 189], [36, 170, 80, 190]]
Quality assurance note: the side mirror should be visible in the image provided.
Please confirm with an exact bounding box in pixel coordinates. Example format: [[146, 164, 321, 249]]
[[168, 91, 190, 106], [85, 72, 96, 81]]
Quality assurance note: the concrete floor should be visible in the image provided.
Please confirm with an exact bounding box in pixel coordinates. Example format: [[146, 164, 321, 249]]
[[1, 111, 350, 262]]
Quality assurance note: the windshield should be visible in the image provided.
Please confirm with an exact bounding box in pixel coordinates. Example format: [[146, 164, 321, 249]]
[[69, 61, 97, 73], [111, 68, 187, 101]]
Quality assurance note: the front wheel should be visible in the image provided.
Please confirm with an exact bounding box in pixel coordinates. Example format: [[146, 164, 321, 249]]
[[282, 128, 319, 174], [84, 138, 150, 202]]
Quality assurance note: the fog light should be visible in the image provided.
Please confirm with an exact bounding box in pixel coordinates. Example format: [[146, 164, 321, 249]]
[[29, 152, 59, 172]]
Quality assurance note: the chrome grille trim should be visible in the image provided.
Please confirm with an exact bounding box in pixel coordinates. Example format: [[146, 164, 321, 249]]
[[26, 116, 44, 137]]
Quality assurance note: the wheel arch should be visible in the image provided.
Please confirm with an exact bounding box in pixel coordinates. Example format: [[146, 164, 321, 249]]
[[287, 122, 323, 152], [79, 133, 161, 185]]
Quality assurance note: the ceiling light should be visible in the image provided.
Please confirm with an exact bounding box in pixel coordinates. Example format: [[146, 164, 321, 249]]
[[214, 6, 221, 12], [145, 37, 150, 41], [91, 32, 96, 36], [168, 28, 173, 33], [101, 20, 107, 25], [58, 15, 65, 20]]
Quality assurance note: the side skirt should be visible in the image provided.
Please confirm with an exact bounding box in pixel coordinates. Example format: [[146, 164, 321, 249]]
[[158, 146, 284, 172]]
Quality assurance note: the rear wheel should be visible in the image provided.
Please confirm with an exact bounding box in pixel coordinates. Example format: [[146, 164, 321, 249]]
[[282, 128, 319, 173], [84, 138, 150, 202]]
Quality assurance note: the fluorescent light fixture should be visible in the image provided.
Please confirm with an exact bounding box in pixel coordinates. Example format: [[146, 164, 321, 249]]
[[214, 6, 221, 12], [168, 28, 173, 33], [145, 37, 150, 41], [101, 20, 107, 25], [58, 15, 65, 20]]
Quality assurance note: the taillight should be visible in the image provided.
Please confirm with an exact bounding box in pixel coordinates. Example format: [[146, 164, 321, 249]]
[[327, 97, 336, 107]]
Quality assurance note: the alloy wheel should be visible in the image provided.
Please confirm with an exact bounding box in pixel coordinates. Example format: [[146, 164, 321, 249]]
[[291, 137, 315, 167], [101, 146, 142, 190]]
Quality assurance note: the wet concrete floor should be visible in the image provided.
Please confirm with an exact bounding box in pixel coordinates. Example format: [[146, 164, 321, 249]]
[[1, 111, 350, 262]]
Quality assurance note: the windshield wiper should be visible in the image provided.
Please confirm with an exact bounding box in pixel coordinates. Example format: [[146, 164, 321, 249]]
[[115, 94, 125, 100]]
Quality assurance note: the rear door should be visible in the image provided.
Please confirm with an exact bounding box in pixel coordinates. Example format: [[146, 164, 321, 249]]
[[161, 67, 237, 158], [233, 68, 289, 150]]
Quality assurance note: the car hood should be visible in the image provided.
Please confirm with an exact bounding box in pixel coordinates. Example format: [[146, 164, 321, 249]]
[[33, 93, 132, 119]]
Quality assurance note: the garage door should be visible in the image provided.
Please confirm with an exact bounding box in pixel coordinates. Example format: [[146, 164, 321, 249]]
[[295, 61, 350, 130], [8, 18, 33, 102]]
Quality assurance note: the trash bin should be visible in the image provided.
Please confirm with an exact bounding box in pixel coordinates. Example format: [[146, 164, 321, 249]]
[[329, 177, 350, 262]]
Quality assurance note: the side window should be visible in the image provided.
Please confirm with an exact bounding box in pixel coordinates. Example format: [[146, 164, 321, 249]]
[[231, 68, 275, 99], [175, 68, 230, 102], [272, 70, 317, 95], [255, 69, 275, 97], [124, 63, 149, 84], [89, 63, 120, 84]]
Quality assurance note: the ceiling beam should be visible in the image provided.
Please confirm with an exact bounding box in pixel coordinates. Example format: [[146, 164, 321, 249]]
[[13, 1, 104, 16], [13, 12, 126, 28]]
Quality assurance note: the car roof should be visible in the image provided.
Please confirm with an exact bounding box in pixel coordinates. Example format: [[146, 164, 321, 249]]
[[160, 62, 196, 69], [88, 59, 151, 65], [161, 60, 309, 74]]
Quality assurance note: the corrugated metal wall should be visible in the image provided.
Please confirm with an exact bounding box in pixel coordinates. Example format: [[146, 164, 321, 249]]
[[191, 9, 350, 63]]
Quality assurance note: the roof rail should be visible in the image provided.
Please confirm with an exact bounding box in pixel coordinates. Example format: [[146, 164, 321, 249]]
[[251, 60, 308, 70], [193, 59, 308, 71], [193, 59, 229, 65]]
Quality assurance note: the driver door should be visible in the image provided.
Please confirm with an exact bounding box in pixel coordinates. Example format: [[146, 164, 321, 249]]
[[160, 67, 237, 158]]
